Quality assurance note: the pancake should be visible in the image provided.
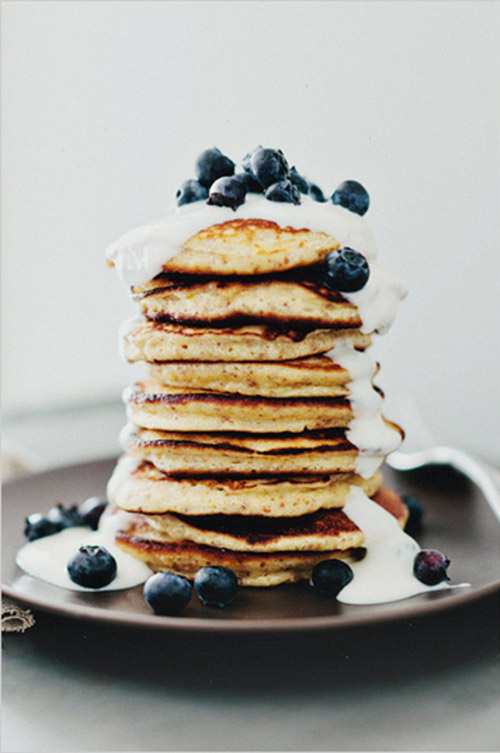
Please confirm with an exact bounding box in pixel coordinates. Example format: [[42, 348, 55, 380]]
[[115, 529, 356, 586], [120, 426, 360, 476], [144, 507, 363, 553], [109, 218, 343, 278], [122, 318, 372, 363], [131, 271, 361, 329], [124, 381, 353, 433], [107, 456, 383, 516], [114, 487, 408, 586], [145, 353, 375, 397]]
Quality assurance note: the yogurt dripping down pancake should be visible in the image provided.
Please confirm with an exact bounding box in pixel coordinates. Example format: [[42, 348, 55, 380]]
[[122, 318, 372, 363], [114, 487, 408, 586], [107, 455, 383, 516]]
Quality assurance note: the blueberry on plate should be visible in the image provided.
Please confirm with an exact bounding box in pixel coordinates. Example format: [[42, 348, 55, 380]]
[[24, 513, 60, 542], [234, 171, 263, 193], [413, 549, 450, 586], [308, 183, 326, 202], [47, 503, 85, 530], [194, 566, 238, 607], [207, 176, 247, 210], [289, 166, 309, 194], [323, 247, 370, 292], [265, 179, 301, 205], [250, 147, 289, 189], [175, 179, 209, 207], [144, 572, 192, 615], [78, 496, 108, 531], [311, 559, 354, 597], [195, 147, 235, 188], [402, 494, 424, 535], [331, 180, 370, 216], [67, 545, 117, 589]]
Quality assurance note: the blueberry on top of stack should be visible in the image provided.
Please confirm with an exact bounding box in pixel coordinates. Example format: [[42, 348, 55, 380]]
[[176, 146, 366, 212]]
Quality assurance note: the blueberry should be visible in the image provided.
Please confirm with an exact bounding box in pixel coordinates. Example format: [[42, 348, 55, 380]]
[[234, 171, 263, 194], [78, 496, 108, 531], [24, 513, 60, 542], [323, 247, 370, 292], [414, 549, 450, 586], [289, 166, 309, 194], [144, 572, 192, 615], [311, 559, 354, 597], [175, 179, 209, 207], [402, 494, 424, 535], [207, 176, 247, 210], [309, 183, 326, 202], [241, 146, 262, 175], [194, 566, 238, 607], [250, 148, 289, 189], [331, 180, 370, 216], [265, 179, 301, 205], [195, 147, 235, 188], [67, 545, 117, 589], [47, 503, 85, 530]]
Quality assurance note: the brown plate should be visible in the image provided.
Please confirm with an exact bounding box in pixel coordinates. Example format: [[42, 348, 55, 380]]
[[2, 458, 499, 633]]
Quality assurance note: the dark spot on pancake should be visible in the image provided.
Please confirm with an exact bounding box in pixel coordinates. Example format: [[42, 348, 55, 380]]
[[173, 508, 360, 545]]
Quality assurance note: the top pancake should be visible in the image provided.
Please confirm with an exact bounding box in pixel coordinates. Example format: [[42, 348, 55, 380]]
[[116, 219, 341, 277]]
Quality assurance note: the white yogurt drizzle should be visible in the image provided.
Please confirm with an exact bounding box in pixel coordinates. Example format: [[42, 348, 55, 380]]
[[324, 344, 402, 478], [339, 486, 466, 604], [107, 195, 407, 336], [16, 509, 151, 592], [346, 263, 407, 336]]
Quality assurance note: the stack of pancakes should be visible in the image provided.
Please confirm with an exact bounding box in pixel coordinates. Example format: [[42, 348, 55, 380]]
[[108, 219, 406, 586]]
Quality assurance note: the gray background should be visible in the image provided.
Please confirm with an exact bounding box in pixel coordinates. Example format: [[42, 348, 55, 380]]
[[2, 0, 500, 464]]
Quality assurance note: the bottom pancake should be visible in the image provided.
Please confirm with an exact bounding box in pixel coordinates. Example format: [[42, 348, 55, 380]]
[[114, 486, 408, 586], [115, 529, 359, 586]]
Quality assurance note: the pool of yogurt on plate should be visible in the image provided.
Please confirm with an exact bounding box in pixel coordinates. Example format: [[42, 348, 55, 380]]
[[16, 510, 152, 592]]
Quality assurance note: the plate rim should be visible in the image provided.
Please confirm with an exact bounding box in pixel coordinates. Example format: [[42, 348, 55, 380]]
[[2, 578, 500, 633]]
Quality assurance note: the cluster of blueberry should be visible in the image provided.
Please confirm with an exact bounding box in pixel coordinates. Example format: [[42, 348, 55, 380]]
[[25, 497, 106, 540], [175, 146, 370, 214]]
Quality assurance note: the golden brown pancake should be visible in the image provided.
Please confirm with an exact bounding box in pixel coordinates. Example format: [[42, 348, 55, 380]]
[[115, 529, 355, 586], [146, 219, 341, 276], [143, 507, 364, 553], [107, 456, 382, 516], [122, 319, 372, 363], [121, 426, 360, 476], [131, 271, 361, 329], [124, 381, 354, 433], [145, 354, 369, 397]]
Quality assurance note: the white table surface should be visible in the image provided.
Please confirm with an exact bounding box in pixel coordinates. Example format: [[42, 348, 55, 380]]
[[2, 403, 500, 752]]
